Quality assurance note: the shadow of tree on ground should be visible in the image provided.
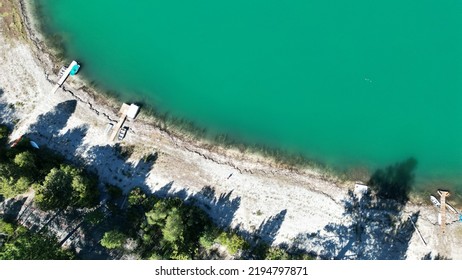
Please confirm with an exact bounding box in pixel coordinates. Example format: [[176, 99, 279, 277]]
[[286, 158, 420, 260], [26, 100, 90, 163], [2, 104, 422, 260], [135, 182, 288, 257], [10, 96, 435, 259], [0, 196, 27, 223], [0, 88, 17, 129]]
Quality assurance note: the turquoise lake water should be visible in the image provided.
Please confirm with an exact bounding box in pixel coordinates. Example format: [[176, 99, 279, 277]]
[[35, 0, 462, 192]]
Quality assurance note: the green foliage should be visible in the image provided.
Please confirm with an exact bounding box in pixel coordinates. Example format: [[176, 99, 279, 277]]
[[265, 247, 290, 260], [34, 167, 73, 210], [13, 151, 37, 172], [128, 187, 147, 207], [216, 231, 249, 255], [71, 170, 98, 208], [0, 220, 14, 236], [199, 226, 220, 249], [251, 242, 314, 260], [100, 230, 126, 250], [162, 207, 184, 244], [145, 200, 169, 227], [137, 198, 217, 259], [0, 125, 9, 142], [84, 209, 105, 226], [170, 251, 191, 260], [34, 165, 98, 210], [0, 163, 32, 198], [148, 253, 162, 260], [11, 176, 31, 194], [0, 229, 74, 260]]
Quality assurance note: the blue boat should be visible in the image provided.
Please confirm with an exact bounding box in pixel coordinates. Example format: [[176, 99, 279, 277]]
[[69, 63, 80, 76]]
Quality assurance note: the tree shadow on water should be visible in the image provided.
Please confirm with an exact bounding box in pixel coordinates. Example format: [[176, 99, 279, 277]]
[[368, 157, 417, 203], [288, 158, 420, 260]]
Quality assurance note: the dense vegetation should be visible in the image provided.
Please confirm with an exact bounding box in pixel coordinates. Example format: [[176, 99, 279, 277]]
[[0, 125, 99, 210], [100, 186, 250, 260], [0, 124, 301, 260], [0, 219, 74, 260]]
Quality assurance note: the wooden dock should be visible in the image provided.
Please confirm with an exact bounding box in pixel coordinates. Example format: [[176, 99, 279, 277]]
[[51, 61, 79, 94], [107, 103, 140, 142], [438, 190, 450, 234], [109, 103, 130, 142]]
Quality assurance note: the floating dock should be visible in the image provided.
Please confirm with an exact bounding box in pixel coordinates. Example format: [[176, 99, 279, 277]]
[[51, 60, 80, 94]]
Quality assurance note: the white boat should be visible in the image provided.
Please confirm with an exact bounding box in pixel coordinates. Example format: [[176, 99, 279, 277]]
[[430, 195, 441, 208], [446, 203, 458, 214]]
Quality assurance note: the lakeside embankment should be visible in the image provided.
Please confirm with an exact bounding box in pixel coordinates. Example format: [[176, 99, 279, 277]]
[[0, 0, 461, 259], [28, 0, 462, 192]]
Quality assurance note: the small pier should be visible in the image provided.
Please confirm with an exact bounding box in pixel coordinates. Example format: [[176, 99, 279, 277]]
[[108, 103, 139, 142], [438, 190, 450, 234], [51, 60, 80, 94]]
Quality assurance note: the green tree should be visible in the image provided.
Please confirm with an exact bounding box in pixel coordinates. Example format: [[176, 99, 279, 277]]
[[0, 125, 9, 141], [0, 231, 74, 260], [128, 187, 147, 207], [199, 226, 219, 249], [100, 230, 126, 249], [13, 151, 37, 172], [145, 200, 169, 227], [216, 231, 249, 255], [34, 165, 98, 210], [148, 253, 163, 260], [162, 207, 184, 244], [0, 220, 14, 236], [34, 167, 73, 210], [71, 171, 98, 208], [265, 247, 290, 260], [0, 163, 31, 198]]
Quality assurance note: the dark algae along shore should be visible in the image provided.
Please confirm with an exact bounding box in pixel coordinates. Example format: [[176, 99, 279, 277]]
[[36, 0, 462, 191]]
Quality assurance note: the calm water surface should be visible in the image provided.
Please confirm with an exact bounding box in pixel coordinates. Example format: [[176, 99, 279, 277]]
[[37, 0, 462, 192]]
